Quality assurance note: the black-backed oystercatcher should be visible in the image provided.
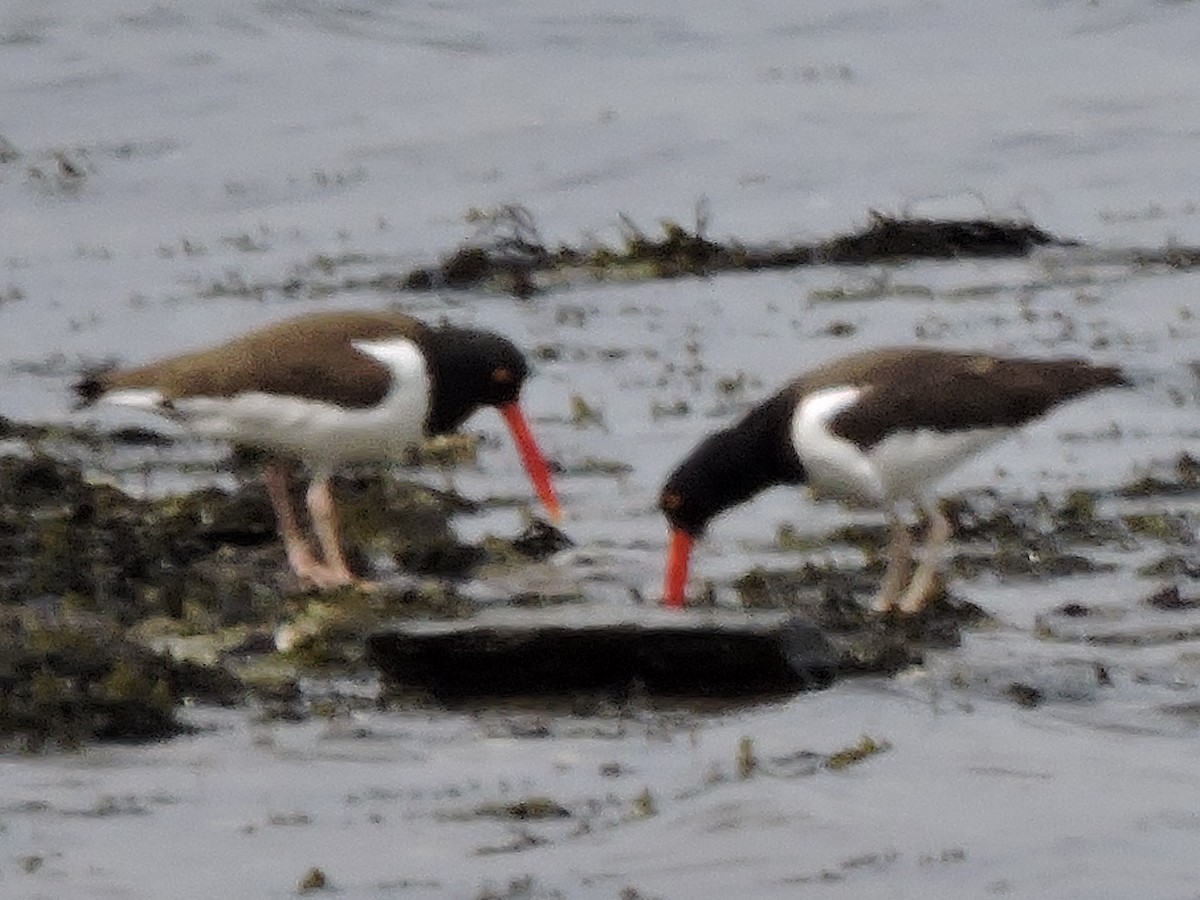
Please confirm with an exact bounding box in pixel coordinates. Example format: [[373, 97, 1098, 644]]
[[659, 346, 1126, 613]]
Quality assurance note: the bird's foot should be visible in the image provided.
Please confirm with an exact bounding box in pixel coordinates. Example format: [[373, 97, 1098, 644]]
[[893, 569, 946, 615], [291, 560, 361, 591], [869, 571, 946, 615], [869, 591, 899, 615]]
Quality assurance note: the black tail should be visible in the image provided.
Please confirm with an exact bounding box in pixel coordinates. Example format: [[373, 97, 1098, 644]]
[[71, 367, 113, 409]]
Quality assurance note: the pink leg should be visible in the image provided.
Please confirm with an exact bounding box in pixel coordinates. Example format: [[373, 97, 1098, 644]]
[[896, 503, 954, 614], [264, 464, 356, 589], [305, 476, 357, 587], [871, 512, 915, 613], [263, 462, 325, 582]]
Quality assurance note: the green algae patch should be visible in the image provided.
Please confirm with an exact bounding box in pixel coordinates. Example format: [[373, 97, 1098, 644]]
[[472, 797, 572, 821], [1118, 453, 1200, 498], [400, 432, 479, 468], [1122, 512, 1195, 545], [736, 735, 758, 779], [630, 788, 657, 819], [297, 867, 330, 894], [825, 735, 890, 770], [0, 607, 241, 751], [276, 581, 475, 670]]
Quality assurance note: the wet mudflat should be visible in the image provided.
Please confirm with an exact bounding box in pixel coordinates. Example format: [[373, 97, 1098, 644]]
[[7, 0, 1200, 897]]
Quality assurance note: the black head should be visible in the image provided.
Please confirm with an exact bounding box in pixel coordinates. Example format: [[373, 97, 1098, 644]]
[[423, 326, 530, 434], [658, 387, 807, 536]]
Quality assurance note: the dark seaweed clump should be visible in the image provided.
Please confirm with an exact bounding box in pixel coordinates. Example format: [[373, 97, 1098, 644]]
[[734, 564, 987, 677], [731, 470, 1200, 674], [0, 454, 486, 625], [199, 204, 1200, 304], [398, 206, 1070, 297], [0, 438, 567, 748], [0, 606, 240, 751]]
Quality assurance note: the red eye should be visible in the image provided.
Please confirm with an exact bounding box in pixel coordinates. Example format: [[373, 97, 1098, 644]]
[[661, 491, 683, 511], [493, 367, 514, 384]]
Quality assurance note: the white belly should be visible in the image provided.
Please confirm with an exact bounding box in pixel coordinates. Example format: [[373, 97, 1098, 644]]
[[171, 391, 428, 464], [866, 426, 1009, 500], [102, 337, 432, 470], [791, 386, 1011, 505]]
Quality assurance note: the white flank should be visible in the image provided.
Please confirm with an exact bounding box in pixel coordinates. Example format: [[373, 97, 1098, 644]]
[[792, 385, 1012, 505], [103, 338, 432, 469], [867, 426, 1010, 501]]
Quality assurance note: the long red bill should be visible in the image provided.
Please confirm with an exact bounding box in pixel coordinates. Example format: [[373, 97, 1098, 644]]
[[663, 528, 694, 609], [499, 402, 562, 523]]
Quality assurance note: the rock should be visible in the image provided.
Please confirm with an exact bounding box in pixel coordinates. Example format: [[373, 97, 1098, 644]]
[[366, 606, 837, 700]]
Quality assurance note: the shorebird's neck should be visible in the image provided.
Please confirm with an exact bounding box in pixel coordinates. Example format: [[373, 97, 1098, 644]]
[[715, 386, 809, 490], [665, 386, 807, 532]]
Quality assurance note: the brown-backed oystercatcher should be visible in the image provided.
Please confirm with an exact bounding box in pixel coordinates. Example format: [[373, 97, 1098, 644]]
[[76, 310, 561, 588]]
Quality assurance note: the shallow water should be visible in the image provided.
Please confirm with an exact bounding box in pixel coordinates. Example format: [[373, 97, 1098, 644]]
[[5, 0, 1200, 896]]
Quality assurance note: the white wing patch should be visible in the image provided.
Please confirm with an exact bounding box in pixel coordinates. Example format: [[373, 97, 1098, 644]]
[[792, 386, 886, 504], [351, 337, 423, 373], [792, 385, 1013, 504]]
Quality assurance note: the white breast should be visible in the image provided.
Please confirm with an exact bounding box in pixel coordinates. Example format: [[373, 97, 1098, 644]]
[[103, 338, 432, 472], [791, 385, 1012, 505]]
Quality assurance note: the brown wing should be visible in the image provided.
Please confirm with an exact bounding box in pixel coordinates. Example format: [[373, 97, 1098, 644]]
[[807, 349, 1126, 450], [87, 311, 428, 410]]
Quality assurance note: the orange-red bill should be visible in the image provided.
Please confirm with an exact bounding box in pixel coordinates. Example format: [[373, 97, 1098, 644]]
[[499, 402, 562, 523], [663, 528, 694, 609]]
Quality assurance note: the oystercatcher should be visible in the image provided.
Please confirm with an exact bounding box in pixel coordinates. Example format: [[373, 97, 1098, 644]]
[[658, 347, 1126, 613], [75, 310, 561, 588]]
